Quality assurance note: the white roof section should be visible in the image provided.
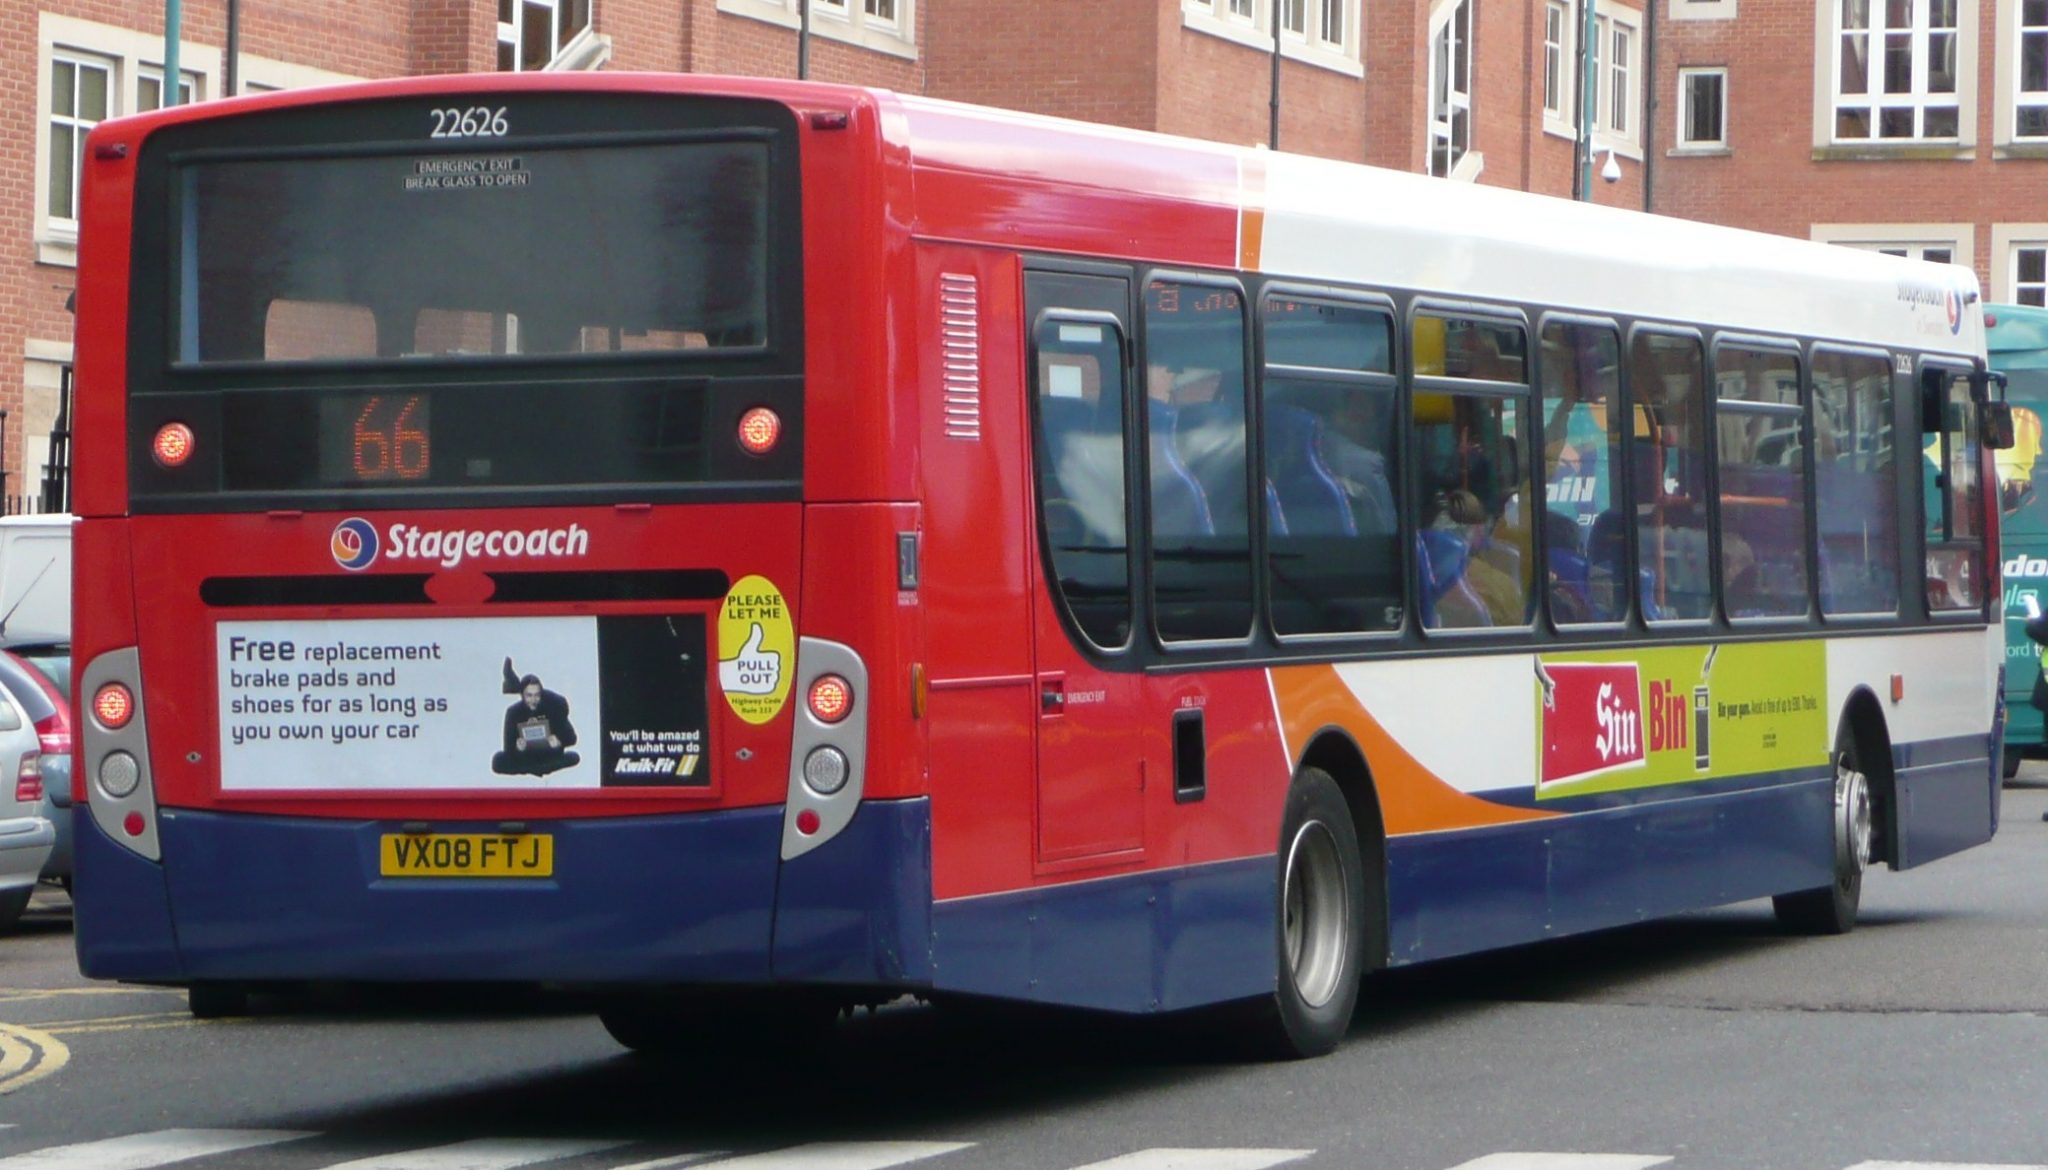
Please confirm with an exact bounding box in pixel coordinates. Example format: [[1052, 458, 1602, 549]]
[[1254, 152, 1985, 360]]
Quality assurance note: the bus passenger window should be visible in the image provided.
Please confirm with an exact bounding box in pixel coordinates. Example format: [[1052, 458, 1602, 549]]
[[1262, 297, 1402, 635], [1539, 321, 1624, 624], [1715, 345, 1810, 619], [1146, 280, 1253, 642], [1414, 389, 1533, 630], [1032, 317, 1132, 649], [1925, 369, 1987, 610], [1628, 332, 1712, 621], [1813, 350, 1899, 615]]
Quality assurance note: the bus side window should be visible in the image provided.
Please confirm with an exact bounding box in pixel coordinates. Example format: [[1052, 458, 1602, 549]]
[[1925, 367, 1987, 610], [1261, 297, 1402, 635], [1714, 345, 1810, 619], [1628, 332, 1712, 621], [1413, 314, 1534, 632], [1145, 280, 1254, 642], [1539, 320, 1624, 624], [1813, 349, 1899, 616], [1032, 317, 1132, 649]]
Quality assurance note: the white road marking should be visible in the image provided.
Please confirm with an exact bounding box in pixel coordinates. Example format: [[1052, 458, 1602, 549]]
[[316, 1138, 631, 1170], [1445, 1157, 1673, 1170], [1845, 1163, 2048, 1169], [1066, 1150, 1314, 1170], [685, 1143, 974, 1170], [0, 1129, 311, 1170]]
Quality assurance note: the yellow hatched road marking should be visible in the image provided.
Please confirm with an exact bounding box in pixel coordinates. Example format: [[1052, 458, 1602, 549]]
[[0, 1022, 70, 1095]]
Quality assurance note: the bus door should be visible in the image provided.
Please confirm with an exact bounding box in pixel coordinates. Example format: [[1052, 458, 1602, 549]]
[[1024, 271, 1149, 865]]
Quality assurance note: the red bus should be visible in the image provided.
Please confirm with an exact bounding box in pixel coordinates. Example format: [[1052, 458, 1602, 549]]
[[72, 74, 2007, 1058]]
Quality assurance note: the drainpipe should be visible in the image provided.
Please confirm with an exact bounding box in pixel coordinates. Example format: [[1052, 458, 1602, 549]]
[[164, 0, 182, 106]]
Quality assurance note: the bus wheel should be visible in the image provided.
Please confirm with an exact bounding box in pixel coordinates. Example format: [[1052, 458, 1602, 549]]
[[1255, 767, 1366, 1059], [1772, 742, 1872, 935], [187, 982, 250, 1019], [2004, 746, 2023, 780]]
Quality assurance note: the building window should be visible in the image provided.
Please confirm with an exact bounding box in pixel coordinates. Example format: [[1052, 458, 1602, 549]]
[[498, 0, 592, 71], [719, 0, 919, 59], [1428, 0, 1474, 177], [1834, 0, 1961, 141], [138, 68, 198, 112], [1545, 3, 1568, 118], [1814, 225, 1971, 267], [2020, 0, 2048, 138], [1588, 10, 1644, 145], [47, 54, 110, 227], [2017, 245, 2047, 306], [1678, 67, 1728, 146], [1180, 0, 1362, 74]]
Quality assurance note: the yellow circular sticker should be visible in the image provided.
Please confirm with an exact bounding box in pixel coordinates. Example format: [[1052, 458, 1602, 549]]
[[718, 574, 794, 725]]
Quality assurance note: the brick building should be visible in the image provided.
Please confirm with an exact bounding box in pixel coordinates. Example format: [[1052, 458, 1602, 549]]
[[11, 0, 2045, 503]]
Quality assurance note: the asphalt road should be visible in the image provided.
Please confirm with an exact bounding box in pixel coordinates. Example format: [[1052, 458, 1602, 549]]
[[2, 779, 2047, 1170]]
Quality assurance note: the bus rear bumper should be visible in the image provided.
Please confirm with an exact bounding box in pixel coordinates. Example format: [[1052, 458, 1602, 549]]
[[74, 798, 934, 988]]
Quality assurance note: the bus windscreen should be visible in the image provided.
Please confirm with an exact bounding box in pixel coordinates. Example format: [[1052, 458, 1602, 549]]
[[174, 141, 770, 364]]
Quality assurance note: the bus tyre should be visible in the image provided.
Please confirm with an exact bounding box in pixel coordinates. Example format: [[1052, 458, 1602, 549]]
[[0, 887, 30, 932], [1257, 767, 1366, 1059], [2004, 746, 2023, 780], [1772, 744, 1872, 935]]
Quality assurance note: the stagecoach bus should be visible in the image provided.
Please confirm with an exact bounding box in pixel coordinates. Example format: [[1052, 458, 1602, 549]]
[[69, 73, 2008, 1058], [1988, 303, 2048, 775]]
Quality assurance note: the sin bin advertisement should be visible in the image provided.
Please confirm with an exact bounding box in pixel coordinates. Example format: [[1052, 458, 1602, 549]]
[[1533, 641, 1828, 797], [215, 613, 716, 792]]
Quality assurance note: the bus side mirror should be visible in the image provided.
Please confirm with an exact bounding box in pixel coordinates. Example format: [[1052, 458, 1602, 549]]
[[1984, 400, 2016, 450]]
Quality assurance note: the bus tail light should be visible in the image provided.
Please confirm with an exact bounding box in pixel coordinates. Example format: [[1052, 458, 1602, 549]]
[[737, 407, 782, 456], [782, 637, 869, 861], [15, 753, 41, 804], [93, 683, 135, 730], [80, 648, 161, 862], [152, 422, 196, 468]]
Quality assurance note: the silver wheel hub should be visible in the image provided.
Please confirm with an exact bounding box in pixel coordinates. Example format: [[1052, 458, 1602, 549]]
[[1282, 820, 1349, 1009], [1835, 759, 1872, 878]]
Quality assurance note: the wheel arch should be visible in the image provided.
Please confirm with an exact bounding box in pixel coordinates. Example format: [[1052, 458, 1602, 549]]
[[1295, 726, 1389, 971], [1837, 686, 1898, 868]]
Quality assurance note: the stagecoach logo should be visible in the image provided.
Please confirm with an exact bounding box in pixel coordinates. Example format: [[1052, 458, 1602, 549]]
[[328, 517, 592, 571], [1897, 280, 1966, 336], [331, 518, 380, 572]]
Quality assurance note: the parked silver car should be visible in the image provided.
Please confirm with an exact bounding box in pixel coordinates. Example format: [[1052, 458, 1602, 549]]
[[0, 647, 70, 887], [0, 677, 51, 929]]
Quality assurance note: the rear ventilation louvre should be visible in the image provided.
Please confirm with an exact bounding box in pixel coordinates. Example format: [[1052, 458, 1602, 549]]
[[939, 272, 982, 441]]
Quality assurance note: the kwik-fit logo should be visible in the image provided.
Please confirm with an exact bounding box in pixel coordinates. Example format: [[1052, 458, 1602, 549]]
[[329, 517, 590, 571], [331, 518, 379, 571]]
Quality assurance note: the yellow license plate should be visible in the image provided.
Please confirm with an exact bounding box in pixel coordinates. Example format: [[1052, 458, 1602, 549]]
[[379, 833, 553, 878]]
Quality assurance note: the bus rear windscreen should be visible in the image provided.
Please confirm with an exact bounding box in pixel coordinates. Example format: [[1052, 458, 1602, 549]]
[[175, 141, 770, 364]]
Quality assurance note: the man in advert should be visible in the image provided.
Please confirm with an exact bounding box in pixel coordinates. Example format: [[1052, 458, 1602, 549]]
[[493, 672, 581, 776]]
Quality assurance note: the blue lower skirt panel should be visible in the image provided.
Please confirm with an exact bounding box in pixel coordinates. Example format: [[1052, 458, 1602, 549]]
[[75, 798, 936, 988], [931, 857, 1276, 1014], [1893, 731, 2001, 869]]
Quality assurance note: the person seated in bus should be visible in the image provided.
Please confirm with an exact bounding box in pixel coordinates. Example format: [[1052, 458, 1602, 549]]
[[1544, 508, 1592, 623], [493, 672, 581, 777], [1420, 490, 1520, 628]]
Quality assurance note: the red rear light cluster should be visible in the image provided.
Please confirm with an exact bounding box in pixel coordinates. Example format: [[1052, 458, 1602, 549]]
[[32, 713, 70, 757], [737, 407, 781, 456], [15, 753, 41, 804], [152, 422, 196, 468], [807, 674, 852, 723], [93, 683, 135, 730]]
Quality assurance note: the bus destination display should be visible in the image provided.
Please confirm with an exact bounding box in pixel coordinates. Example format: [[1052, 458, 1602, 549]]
[[320, 393, 431, 484]]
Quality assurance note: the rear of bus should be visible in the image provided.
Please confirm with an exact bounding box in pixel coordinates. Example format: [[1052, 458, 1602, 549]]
[[1989, 304, 2048, 773], [68, 77, 929, 1011]]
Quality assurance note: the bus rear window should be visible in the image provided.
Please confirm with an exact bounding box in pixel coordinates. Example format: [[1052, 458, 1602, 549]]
[[176, 141, 770, 364]]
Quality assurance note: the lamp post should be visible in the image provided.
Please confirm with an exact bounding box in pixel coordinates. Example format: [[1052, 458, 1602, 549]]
[[1576, 0, 1597, 199], [164, 0, 182, 107], [798, 0, 811, 79], [1269, 0, 1283, 149]]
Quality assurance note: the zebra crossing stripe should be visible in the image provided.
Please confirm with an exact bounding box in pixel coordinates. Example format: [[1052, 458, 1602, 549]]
[[685, 1142, 974, 1170], [1445, 1157, 1674, 1170], [1844, 1163, 2048, 1169], [607, 1154, 725, 1170], [316, 1137, 633, 1170], [1066, 1150, 1314, 1170], [0, 1129, 312, 1170]]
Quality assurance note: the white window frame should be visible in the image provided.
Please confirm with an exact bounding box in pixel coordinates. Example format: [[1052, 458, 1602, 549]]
[[1669, 0, 1736, 21], [45, 50, 113, 235], [137, 66, 199, 113], [1426, 0, 1481, 180], [1541, 0, 1645, 158], [1821, 0, 1975, 146], [1992, 225, 2048, 304], [1179, 0, 1364, 77], [1676, 66, 1729, 150], [499, 0, 605, 71], [1812, 223, 1975, 272], [1544, 2, 1569, 126], [717, 0, 919, 61], [1995, 0, 2048, 146]]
